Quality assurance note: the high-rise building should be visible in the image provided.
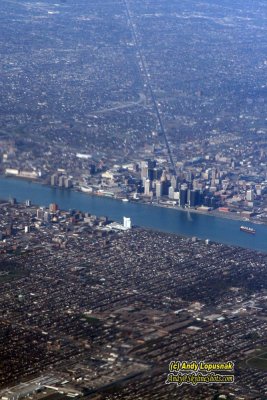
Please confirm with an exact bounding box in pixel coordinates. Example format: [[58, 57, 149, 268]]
[[156, 181, 163, 198], [141, 163, 148, 179], [152, 168, 162, 181], [140, 160, 156, 180], [36, 207, 45, 221], [123, 217, 131, 229], [44, 211, 51, 223], [51, 174, 58, 186], [179, 188, 188, 207], [162, 180, 171, 196], [147, 161, 157, 180], [188, 189, 200, 207], [173, 191, 180, 201], [171, 176, 177, 190], [58, 176, 65, 187], [168, 186, 174, 199], [64, 178, 73, 188], [246, 189, 254, 202], [211, 168, 217, 181], [49, 203, 58, 213], [144, 179, 151, 196], [185, 170, 193, 183]]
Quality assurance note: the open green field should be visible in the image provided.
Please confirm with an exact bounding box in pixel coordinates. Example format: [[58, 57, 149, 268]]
[[245, 348, 267, 371], [0, 270, 26, 283], [0, 261, 27, 283]]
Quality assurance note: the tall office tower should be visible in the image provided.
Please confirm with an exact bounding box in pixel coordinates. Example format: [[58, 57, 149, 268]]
[[188, 189, 200, 207], [51, 174, 58, 186], [141, 161, 148, 179], [173, 191, 180, 201], [211, 168, 217, 181], [65, 178, 73, 188], [144, 179, 151, 196], [180, 183, 188, 191], [44, 211, 51, 223], [152, 168, 162, 181], [123, 217, 131, 229], [156, 181, 163, 198], [246, 189, 254, 202], [179, 188, 188, 207], [142, 176, 147, 189], [168, 186, 174, 199], [58, 175, 65, 187], [49, 203, 58, 213], [36, 207, 45, 221], [192, 179, 202, 190], [147, 168, 154, 181], [147, 160, 157, 169], [25, 199, 31, 207], [171, 175, 177, 190], [160, 170, 167, 182], [185, 170, 193, 183], [164, 180, 171, 196], [147, 160, 157, 180]]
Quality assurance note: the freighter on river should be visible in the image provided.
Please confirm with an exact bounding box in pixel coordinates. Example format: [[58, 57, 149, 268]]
[[240, 226, 256, 234]]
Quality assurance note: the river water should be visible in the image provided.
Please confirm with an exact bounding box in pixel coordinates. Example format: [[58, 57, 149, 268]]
[[0, 177, 266, 253]]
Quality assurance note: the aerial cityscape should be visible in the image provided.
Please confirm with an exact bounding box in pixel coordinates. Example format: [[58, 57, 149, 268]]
[[0, 0, 266, 399]]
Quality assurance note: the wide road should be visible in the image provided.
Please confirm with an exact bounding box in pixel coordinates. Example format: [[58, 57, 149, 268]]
[[123, 0, 177, 175]]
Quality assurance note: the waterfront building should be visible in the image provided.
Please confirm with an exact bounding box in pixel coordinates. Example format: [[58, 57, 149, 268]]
[[144, 179, 151, 196], [64, 178, 73, 189], [51, 174, 58, 186], [168, 186, 174, 199], [179, 188, 188, 207], [156, 181, 163, 198], [123, 217, 131, 229], [173, 191, 180, 201], [188, 189, 200, 207], [49, 203, 58, 213], [44, 211, 51, 223], [58, 176, 65, 187], [171, 175, 177, 190]]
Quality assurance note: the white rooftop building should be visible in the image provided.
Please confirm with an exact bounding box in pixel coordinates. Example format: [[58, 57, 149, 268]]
[[123, 217, 131, 229]]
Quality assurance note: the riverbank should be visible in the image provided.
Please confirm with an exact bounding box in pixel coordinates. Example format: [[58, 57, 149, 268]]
[[1, 175, 267, 252], [145, 201, 256, 223], [3, 175, 263, 227]]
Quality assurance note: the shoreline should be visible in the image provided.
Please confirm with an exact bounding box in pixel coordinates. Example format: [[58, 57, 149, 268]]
[[2, 175, 263, 227]]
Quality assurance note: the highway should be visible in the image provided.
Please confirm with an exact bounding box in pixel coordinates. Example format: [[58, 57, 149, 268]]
[[123, 0, 177, 175]]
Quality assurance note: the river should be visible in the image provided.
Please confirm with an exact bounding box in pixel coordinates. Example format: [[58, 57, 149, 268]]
[[0, 177, 267, 253]]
